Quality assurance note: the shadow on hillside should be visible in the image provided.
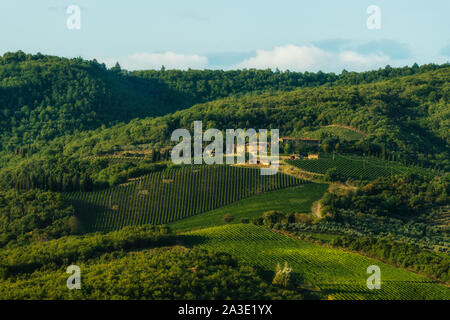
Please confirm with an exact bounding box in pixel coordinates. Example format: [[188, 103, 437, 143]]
[[176, 234, 209, 248], [69, 199, 113, 232]]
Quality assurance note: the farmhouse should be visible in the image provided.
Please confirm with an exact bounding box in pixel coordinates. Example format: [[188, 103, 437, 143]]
[[307, 153, 319, 160], [220, 141, 271, 156]]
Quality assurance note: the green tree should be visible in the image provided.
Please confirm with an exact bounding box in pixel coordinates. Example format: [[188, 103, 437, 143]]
[[272, 262, 294, 288]]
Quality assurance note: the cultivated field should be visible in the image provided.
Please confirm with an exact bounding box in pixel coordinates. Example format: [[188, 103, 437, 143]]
[[185, 224, 450, 300], [169, 183, 328, 232], [287, 154, 436, 180], [67, 165, 303, 232]]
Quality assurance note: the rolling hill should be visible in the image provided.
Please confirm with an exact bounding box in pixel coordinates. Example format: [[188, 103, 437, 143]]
[[67, 165, 304, 232], [0, 53, 448, 300], [169, 183, 328, 232], [184, 224, 450, 300], [287, 154, 439, 181], [7, 64, 444, 171]]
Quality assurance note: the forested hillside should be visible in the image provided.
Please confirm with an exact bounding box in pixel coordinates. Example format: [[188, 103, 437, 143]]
[[24, 66, 448, 168], [0, 51, 447, 155], [132, 62, 445, 103], [0, 60, 448, 191], [0, 52, 182, 150]]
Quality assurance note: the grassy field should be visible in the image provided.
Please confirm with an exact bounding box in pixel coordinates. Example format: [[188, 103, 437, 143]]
[[287, 154, 436, 180], [169, 183, 328, 232], [67, 165, 303, 232], [302, 125, 365, 141], [184, 224, 450, 300]]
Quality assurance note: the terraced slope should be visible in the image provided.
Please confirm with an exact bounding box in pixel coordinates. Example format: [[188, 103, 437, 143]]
[[184, 224, 450, 300], [67, 165, 304, 232]]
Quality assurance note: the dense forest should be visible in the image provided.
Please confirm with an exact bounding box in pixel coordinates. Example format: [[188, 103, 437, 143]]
[[320, 173, 449, 217], [0, 51, 447, 157], [0, 57, 447, 194], [32, 67, 450, 168], [0, 247, 307, 300], [0, 157, 168, 192], [0, 189, 76, 248], [0, 224, 307, 300]]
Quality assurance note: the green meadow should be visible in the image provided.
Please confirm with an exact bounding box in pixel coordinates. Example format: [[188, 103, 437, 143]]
[[169, 183, 328, 232]]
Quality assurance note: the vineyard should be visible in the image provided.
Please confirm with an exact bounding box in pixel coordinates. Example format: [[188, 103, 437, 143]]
[[67, 165, 303, 232], [184, 224, 450, 300], [169, 183, 328, 232], [287, 154, 436, 180]]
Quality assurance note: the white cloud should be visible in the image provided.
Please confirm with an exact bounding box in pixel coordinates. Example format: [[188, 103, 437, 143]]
[[338, 50, 389, 67], [99, 45, 391, 72], [101, 51, 208, 71], [234, 45, 390, 73]]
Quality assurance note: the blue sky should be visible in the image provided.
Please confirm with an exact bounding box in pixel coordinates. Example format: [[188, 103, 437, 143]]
[[0, 0, 449, 72]]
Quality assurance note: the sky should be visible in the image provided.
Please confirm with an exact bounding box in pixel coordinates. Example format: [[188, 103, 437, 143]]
[[0, 0, 449, 72]]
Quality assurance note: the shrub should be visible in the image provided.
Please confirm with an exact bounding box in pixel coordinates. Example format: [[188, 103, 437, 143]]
[[272, 262, 294, 288], [223, 214, 234, 223], [67, 216, 80, 234], [294, 213, 314, 224], [324, 167, 342, 182], [262, 211, 285, 226], [251, 217, 264, 225], [240, 218, 250, 224]]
